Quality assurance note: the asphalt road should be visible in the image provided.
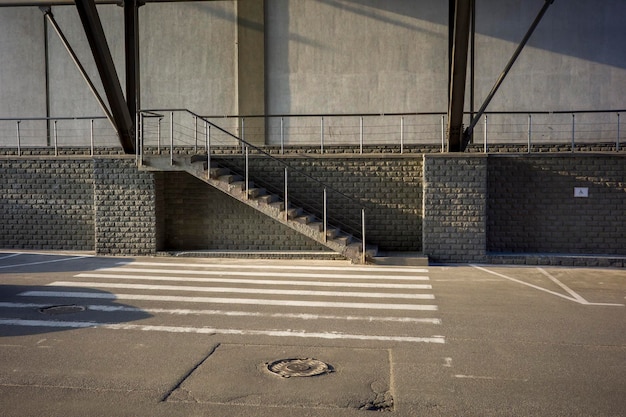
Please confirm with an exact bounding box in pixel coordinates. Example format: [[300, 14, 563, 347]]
[[0, 251, 624, 416]]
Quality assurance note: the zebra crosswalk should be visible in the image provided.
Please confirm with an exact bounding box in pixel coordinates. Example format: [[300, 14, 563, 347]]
[[0, 258, 445, 344]]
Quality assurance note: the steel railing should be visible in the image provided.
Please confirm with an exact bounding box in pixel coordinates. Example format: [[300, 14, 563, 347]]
[[0, 116, 119, 155], [139, 109, 370, 261], [2, 109, 623, 154]]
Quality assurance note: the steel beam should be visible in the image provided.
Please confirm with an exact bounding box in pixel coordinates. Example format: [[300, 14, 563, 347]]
[[446, 0, 472, 152], [463, 0, 556, 149], [124, 0, 140, 120], [75, 0, 135, 153]]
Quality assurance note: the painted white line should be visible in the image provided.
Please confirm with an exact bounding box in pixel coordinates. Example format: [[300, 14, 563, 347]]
[[75, 273, 432, 290], [454, 374, 528, 382], [0, 302, 441, 324], [0, 318, 445, 343], [99, 268, 429, 281], [0, 256, 89, 270], [49, 281, 435, 300], [537, 268, 625, 306], [471, 265, 582, 303], [119, 261, 429, 274], [537, 268, 587, 303], [472, 265, 625, 307], [19, 291, 439, 311], [0, 253, 21, 261]]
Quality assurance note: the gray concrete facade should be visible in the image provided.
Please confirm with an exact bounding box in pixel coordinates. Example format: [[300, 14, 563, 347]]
[[1, 0, 625, 142]]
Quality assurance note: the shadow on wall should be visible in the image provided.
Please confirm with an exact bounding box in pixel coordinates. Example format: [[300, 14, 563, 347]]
[[487, 156, 626, 255], [334, 0, 626, 69]]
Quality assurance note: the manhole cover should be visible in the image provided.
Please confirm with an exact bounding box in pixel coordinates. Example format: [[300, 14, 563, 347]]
[[266, 358, 333, 378], [39, 305, 86, 315]]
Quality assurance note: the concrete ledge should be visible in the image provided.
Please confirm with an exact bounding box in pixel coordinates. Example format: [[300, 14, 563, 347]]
[[487, 253, 626, 268], [157, 250, 346, 261]]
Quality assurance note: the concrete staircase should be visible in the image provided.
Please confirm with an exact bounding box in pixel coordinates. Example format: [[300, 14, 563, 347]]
[[140, 155, 377, 263]]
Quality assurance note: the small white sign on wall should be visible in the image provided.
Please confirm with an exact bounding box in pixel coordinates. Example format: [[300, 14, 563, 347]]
[[574, 187, 589, 198]]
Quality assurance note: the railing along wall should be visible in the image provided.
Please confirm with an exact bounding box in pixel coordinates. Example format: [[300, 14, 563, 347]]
[[1, 110, 623, 154], [0, 116, 119, 155], [139, 109, 370, 261]]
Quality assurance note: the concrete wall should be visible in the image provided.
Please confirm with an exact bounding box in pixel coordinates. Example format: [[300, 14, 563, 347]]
[[1, 0, 624, 142]]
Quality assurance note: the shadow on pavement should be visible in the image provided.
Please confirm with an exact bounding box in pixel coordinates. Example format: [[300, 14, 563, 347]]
[[0, 283, 152, 337]]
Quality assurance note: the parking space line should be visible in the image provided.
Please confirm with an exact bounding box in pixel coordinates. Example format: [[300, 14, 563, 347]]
[[472, 265, 625, 307]]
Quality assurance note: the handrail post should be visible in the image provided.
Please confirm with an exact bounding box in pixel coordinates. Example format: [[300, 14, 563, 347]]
[[484, 114, 488, 153], [194, 116, 198, 152], [284, 167, 288, 221], [245, 146, 249, 200], [400, 116, 404, 154], [323, 188, 327, 242], [206, 121, 211, 179], [241, 117, 245, 155], [16, 120, 21, 156], [280, 116, 285, 155], [320, 116, 324, 154], [527, 114, 532, 153], [361, 209, 366, 264], [359, 116, 363, 154], [616, 112, 620, 151], [139, 113, 144, 164], [441, 115, 445, 152], [170, 111, 174, 165], [155, 116, 161, 152], [90, 118, 94, 156], [53, 120, 58, 156], [135, 113, 139, 165], [571, 113, 575, 153]]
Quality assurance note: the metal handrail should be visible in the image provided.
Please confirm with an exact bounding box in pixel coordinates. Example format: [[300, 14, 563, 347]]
[[139, 108, 369, 240]]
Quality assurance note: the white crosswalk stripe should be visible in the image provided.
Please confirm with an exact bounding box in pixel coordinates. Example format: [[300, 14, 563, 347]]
[[2, 260, 445, 344]]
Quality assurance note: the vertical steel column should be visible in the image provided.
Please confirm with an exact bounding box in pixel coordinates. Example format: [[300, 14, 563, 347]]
[[446, 0, 472, 152], [124, 0, 140, 127], [75, 0, 135, 153]]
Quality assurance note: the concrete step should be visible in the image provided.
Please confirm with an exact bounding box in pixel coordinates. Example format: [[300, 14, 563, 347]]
[[219, 174, 243, 184], [372, 252, 429, 266], [293, 213, 316, 225]]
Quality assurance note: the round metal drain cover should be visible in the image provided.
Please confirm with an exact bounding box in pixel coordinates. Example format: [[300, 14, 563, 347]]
[[39, 305, 86, 315], [266, 358, 333, 378]]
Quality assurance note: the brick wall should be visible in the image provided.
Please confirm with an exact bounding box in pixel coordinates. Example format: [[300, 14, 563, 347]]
[[488, 155, 626, 255], [213, 155, 424, 251], [0, 159, 95, 250], [1, 153, 624, 263], [94, 158, 156, 255], [422, 155, 488, 263], [155, 172, 328, 251], [0, 157, 156, 255]]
